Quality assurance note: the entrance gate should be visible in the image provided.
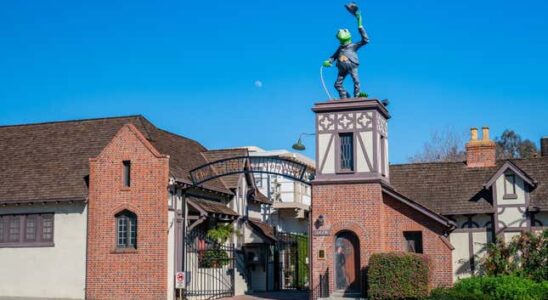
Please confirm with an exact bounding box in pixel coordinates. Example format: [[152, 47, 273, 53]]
[[183, 156, 314, 298], [275, 232, 309, 290], [184, 232, 235, 299]]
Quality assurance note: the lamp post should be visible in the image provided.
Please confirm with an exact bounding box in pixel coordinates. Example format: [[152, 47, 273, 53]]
[[292, 133, 315, 151]]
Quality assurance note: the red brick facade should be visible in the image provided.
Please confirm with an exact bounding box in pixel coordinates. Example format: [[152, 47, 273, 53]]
[[86, 124, 170, 300], [383, 194, 453, 287], [311, 182, 453, 297]]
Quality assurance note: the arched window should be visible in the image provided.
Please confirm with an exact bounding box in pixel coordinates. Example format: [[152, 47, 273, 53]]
[[115, 210, 137, 249]]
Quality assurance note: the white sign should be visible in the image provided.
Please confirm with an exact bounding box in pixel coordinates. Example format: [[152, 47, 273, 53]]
[[175, 272, 185, 289]]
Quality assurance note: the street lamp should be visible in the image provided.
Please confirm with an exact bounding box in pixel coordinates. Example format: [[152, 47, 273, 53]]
[[292, 133, 315, 151]]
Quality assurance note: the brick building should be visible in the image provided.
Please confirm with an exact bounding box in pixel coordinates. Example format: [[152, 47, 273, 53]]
[[310, 99, 548, 298], [0, 116, 276, 299], [0, 104, 547, 300]]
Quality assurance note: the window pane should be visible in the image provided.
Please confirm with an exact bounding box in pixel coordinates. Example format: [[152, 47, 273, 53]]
[[129, 218, 137, 247], [340, 133, 354, 170], [118, 217, 128, 247], [404, 231, 423, 254], [42, 215, 54, 241], [25, 216, 37, 241], [9, 216, 21, 242]]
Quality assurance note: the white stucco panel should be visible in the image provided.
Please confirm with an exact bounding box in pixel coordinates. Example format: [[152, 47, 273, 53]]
[[0, 203, 87, 299], [318, 133, 335, 174], [498, 207, 527, 228]]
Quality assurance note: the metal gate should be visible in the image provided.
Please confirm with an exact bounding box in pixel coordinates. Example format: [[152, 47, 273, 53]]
[[275, 232, 309, 290], [184, 232, 235, 299]]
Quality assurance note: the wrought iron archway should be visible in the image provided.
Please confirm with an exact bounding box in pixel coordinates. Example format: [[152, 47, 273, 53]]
[[189, 156, 315, 186]]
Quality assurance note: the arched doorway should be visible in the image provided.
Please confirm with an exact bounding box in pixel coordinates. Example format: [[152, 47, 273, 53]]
[[334, 231, 360, 293]]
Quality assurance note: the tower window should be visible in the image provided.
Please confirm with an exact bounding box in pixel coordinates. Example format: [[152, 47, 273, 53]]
[[123, 160, 131, 187], [339, 133, 354, 171], [404, 231, 423, 253], [116, 210, 137, 249]]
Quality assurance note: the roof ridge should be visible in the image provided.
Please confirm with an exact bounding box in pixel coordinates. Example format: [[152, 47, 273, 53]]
[[391, 160, 467, 167], [0, 115, 145, 129], [392, 156, 548, 167]]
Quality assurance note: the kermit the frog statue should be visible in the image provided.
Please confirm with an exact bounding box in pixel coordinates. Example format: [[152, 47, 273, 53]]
[[323, 2, 369, 99]]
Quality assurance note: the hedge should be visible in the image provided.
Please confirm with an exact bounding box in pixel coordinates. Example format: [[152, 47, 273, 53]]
[[428, 275, 548, 300], [368, 252, 431, 300]]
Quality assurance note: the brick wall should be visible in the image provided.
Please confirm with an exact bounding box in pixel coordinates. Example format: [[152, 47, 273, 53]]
[[383, 194, 453, 287], [86, 124, 170, 300], [311, 182, 384, 296], [311, 182, 453, 298]]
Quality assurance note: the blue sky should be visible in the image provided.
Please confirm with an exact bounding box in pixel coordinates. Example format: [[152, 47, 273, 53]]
[[1, 0, 547, 163]]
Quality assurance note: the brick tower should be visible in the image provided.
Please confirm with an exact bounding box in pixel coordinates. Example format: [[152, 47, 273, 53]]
[[310, 98, 454, 298], [311, 98, 390, 297]]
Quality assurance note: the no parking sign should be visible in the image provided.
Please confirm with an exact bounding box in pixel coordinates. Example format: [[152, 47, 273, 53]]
[[175, 272, 186, 289]]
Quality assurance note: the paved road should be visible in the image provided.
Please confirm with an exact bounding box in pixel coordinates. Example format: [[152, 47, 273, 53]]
[[223, 291, 309, 300]]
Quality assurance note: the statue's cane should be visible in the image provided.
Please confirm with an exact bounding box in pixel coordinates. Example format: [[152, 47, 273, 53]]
[[320, 66, 334, 100]]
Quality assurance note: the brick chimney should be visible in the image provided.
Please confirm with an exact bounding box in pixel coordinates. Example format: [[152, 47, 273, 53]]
[[541, 137, 548, 157], [466, 127, 496, 168]]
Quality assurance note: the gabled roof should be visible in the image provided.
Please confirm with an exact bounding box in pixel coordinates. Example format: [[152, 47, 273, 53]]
[[202, 148, 249, 189], [248, 189, 272, 205], [382, 185, 456, 229], [0, 115, 231, 204], [390, 156, 548, 214], [187, 197, 239, 218], [484, 160, 536, 188], [247, 218, 276, 242]]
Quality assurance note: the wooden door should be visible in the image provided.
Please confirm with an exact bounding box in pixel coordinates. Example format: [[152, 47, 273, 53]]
[[335, 232, 359, 292]]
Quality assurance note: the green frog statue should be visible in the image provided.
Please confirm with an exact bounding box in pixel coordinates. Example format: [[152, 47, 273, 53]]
[[323, 2, 369, 99]]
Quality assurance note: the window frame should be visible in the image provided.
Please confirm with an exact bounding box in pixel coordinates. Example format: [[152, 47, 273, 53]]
[[403, 231, 423, 254], [337, 132, 355, 173], [0, 213, 55, 248], [115, 210, 137, 249], [503, 173, 518, 199], [122, 160, 131, 188]]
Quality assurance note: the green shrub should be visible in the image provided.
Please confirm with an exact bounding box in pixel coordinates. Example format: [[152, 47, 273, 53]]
[[368, 252, 431, 300], [481, 230, 548, 282], [427, 276, 548, 300]]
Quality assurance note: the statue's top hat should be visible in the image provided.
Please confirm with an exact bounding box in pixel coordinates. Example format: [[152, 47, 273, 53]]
[[345, 2, 359, 16]]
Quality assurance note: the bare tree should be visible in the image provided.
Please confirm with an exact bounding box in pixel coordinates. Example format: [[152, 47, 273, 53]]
[[408, 128, 466, 163], [495, 130, 538, 159]]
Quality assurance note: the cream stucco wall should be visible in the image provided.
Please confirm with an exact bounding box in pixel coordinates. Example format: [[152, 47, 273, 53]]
[[318, 134, 334, 174], [167, 208, 175, 300], [449, 214, 493, 281], [0, 203, 87, 299], [495, 173, 526, 205], [498, 207, 527, 228], [450, 231, 471, 280]]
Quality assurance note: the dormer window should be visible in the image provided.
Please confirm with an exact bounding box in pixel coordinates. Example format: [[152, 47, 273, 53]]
[[339, 133, 354, 172], [503, 173, 517, 199]]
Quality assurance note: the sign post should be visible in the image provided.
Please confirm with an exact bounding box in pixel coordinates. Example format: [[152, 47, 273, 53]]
[[176, 272, 185, 299]]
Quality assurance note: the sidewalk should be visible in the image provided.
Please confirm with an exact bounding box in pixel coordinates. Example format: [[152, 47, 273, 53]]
[[223, 291, 309, 300]]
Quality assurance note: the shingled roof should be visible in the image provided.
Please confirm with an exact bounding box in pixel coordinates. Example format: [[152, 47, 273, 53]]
[[202, 148, 249, 189], [390, 156, 548, 215], [0, 115, 231, 204]]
